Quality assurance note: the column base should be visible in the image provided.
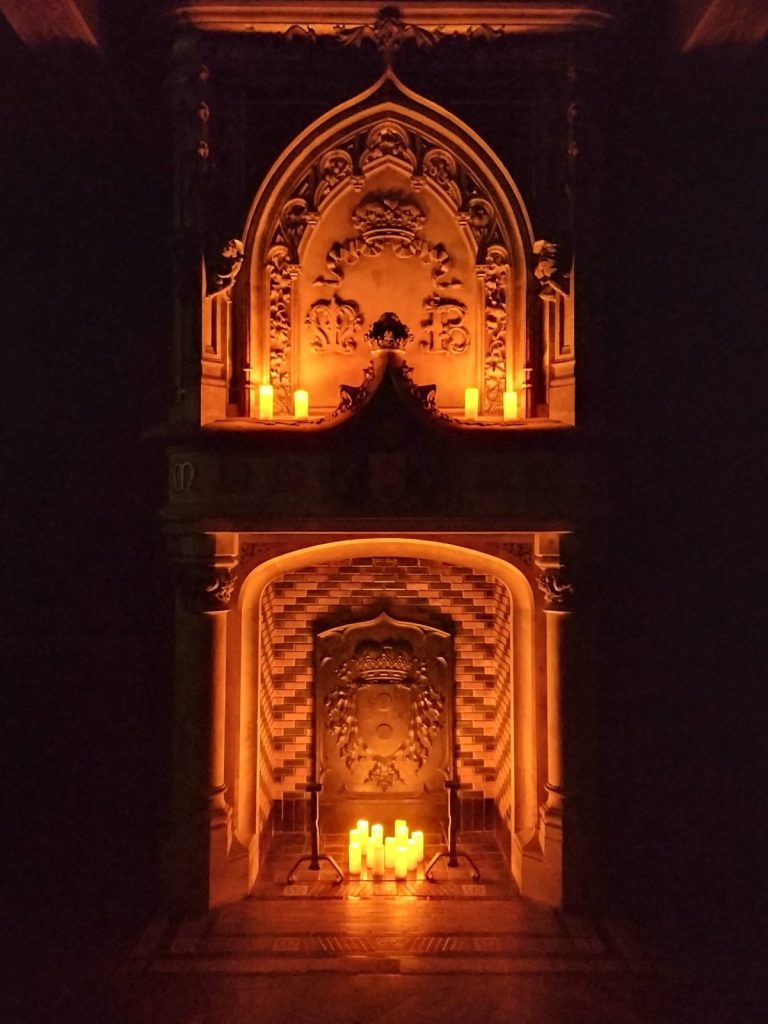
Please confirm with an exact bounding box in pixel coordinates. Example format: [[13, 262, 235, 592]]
[[513, 812, 564, 907], [209, 804, 249, 908]]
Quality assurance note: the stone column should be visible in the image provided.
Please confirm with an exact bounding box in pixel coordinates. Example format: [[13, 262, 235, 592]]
[[533, 539, 575, 904], [167, 533, 247, 911]]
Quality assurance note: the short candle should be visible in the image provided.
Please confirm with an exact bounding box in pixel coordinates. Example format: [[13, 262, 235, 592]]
[[348, 841, 362, 875], [372, 842, 385, 878], [503, 389, 518, 420], [464, 387, 479, 420], [412, 830, 424, 863], [258, 384, 274, 419], [293, 389, 309, 420]]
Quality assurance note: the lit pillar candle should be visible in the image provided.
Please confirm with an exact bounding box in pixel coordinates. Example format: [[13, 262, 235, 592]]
[[366, 836, 378, 870], [371, 823, 384, 846], [258, 384, 274, 419], [406, 838, 419, 871], [293, 389, 309, 420], [503, 389, 518, 421], [356, 820, 369, 854], [394, 845, 408, 880], [411, 830, 424, 863], [348, 841, 362, 875], [384, 836, 396, 869], [395, 822, 409, 845], [372, 841, 385, 878], [464, 387, 479, 420]]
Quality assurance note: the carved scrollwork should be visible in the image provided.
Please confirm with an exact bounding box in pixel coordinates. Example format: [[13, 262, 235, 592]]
[[208, 238, 243, 295], [479, 245, 509, 411], [335, 362, 376, 416], [267, 244, 298, 414], [307, 294, 364, 353], [204, 569, 237, 607], [419, 294, 470, 354], [536, 570, 575, 608]]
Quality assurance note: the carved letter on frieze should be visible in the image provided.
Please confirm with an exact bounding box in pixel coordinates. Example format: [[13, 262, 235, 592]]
[[419, 294, 470, 354], [307, 295, 364, 353]]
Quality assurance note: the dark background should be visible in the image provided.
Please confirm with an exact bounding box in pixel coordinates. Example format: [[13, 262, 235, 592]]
[[2, 0, 764, 962]]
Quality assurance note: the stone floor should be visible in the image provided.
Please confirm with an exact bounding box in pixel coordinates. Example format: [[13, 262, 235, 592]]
[[3, 833, 761, 1023]]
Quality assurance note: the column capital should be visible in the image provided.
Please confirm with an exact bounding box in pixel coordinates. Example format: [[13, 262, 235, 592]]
[[535, 568, 575, 610]]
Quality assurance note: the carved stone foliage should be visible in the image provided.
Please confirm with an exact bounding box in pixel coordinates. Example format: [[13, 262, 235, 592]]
[[478, 245, 509, 411], [205, 569, 237, 607], [536, 570, 575, 608], [316, 612, 452, 799], [306, 294, 364, 353], [267, 244, 298, 413], [208, 238, 243, 295]]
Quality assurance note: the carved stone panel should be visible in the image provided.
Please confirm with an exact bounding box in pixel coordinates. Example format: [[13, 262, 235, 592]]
[[315, 612, 453, 824]]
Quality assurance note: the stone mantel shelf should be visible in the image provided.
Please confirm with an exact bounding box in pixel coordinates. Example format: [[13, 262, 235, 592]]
[[171, 2, 615, 35]]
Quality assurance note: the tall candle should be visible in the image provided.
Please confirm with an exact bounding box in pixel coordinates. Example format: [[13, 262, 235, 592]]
[[394, 819, 407, 835], [293, 389, 309, 420], [259, 383, 274, 419], [464, 387, 479, 420], [412, 830, 424, 863], [395, 822, 409, 845], [371, 824, 384, 846], [356, 820, 369, 854], [394, 845, 408, 880], [384, 836, 396, 869], [406, 837, 419, 871], [503, 389, 518, 420], [348, 841, 362, 875], [366, 837, 378, 870]]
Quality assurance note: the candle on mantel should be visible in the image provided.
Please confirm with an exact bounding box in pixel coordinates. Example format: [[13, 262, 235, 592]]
[[503, 389, 518, 421], [258, 383, 274, 419], [372, 842, 385, 878], [293, 389, 309, 420], [384, 836, 396, 869], [464, 387, 479, 420], [395, 821, 409, 845], [394, 845, 408, 880], [371, 823, 384, 846], [406, 837, 419, 872], [411, 830, 424, 863], [356, 820, 369, 854], [366, 836, 378, 870], [348, 841, 362, 875]]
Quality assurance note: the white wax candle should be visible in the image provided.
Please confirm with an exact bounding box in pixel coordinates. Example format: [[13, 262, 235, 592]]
[[394, 845, 408, 880], [366, 836, 378, 870], [258, 384, 274, 419], [371, 823, 384, 845], [372, 841, 385, 878], [406, 838, 419, 871], [395, 823, 409, 845], [464, 387, 479, 420], [293, 389, 309, 420], [348, 841, 362, 875], [384, 836, 396, 869], [411, 830, 424, 863], [503, 389, 518, 420], [356, 820, 369, 853]]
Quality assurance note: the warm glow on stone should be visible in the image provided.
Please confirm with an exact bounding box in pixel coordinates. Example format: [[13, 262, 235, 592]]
[[258, 384, 274, 419], [464, 387, 479, 420]]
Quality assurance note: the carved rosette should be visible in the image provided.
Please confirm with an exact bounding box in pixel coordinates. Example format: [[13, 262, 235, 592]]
[[536, 570, 575, 609]]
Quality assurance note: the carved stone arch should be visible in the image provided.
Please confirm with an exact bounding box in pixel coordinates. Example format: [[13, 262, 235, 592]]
[[236, 70, 534, 417]]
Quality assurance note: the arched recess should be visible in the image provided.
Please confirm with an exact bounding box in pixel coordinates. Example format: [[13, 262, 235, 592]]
[[235, 537, 539, 894], [232, 70, 535, 419]]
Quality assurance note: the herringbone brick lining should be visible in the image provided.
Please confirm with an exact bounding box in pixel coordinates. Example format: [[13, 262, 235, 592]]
[[257, 558, 513, 840]]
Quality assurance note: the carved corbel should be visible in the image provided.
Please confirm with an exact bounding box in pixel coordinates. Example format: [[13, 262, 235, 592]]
[[207, 238, 244, 295], [535, 570, 575, 609]]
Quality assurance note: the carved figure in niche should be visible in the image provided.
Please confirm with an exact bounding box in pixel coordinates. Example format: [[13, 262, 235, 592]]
[[315, 149, 354, 207], [361, 120, 416, 170], [307, 294, 364, 353], [419, 294, 470, 354], [324, 638, 445, 792]]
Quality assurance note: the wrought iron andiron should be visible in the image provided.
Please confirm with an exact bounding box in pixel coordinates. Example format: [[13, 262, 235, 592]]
[[425, 779, 481, 882], [287, 780, 344, 884]]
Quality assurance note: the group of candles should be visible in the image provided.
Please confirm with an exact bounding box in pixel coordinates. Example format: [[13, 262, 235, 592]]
[[348, 819, 425, 880], [464, 387, 519, 421], [254, 383, 518, 422], [254, 384, 309, 421]]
